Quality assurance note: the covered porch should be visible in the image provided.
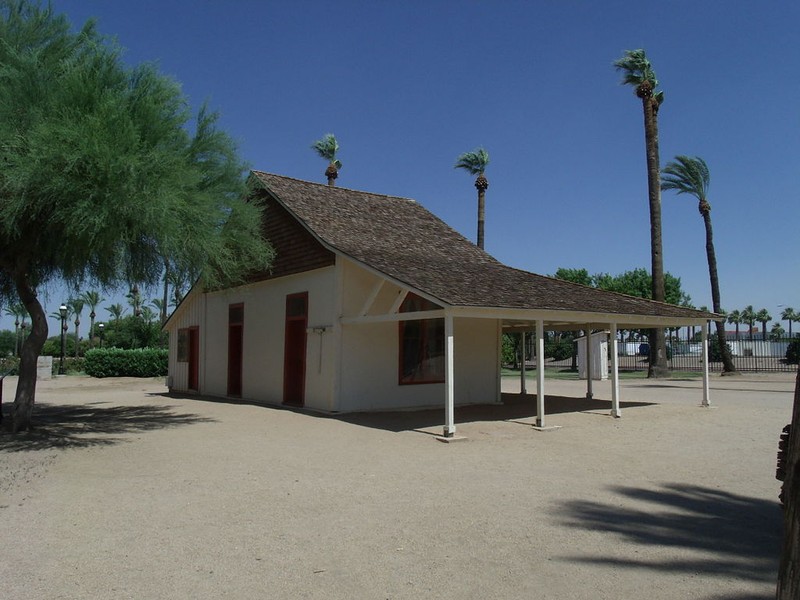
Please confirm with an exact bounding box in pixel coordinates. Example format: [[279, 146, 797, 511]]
[[439, 306, 713, 439]]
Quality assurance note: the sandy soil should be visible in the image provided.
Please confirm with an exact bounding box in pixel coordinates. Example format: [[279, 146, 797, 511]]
[[0, 372, 796, 600]]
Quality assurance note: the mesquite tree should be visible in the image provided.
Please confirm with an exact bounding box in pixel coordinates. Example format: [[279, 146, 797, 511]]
[[0, 1, 273, 431]]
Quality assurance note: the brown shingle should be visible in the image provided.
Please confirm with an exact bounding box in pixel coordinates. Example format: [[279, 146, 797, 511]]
[[251, 172, 715, 321]]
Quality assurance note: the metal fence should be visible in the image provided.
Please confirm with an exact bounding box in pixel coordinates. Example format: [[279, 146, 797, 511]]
[[544, 329, 799, 373]]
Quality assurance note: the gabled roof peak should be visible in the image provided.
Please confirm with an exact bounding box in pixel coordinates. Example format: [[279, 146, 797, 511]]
[[250, 171, 716, 323]]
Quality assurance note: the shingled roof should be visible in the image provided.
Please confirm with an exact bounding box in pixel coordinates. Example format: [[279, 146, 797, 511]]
[[251, 172, 715, 324]]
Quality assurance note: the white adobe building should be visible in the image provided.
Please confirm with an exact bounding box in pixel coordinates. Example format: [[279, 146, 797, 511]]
[[164, 172, 716, 437]]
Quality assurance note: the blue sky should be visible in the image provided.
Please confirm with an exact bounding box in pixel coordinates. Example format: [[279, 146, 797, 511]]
[[7, 1, 799, 333]]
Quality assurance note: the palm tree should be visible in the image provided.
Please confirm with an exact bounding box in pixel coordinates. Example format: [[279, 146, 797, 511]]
[[727, 309, 743, 340], [661, 155, 735, 373], [127, 285, 142, 317], [782, 307, 798, 339], [756, 308, 772, 342], [140, 306, 156, 324], [614, 49, 668, 378], [166, 266, 189, 307], [6, 303, 27, 357], [151, 299, 167, 324], [742, 305, 756, 341], [772, 323, 787, 341], [455, 147, 490, 250], [67, 297, 84, 357], [106, 303, 126, 323], [311, 133, 342, 186], [81, 290, 104, 343]]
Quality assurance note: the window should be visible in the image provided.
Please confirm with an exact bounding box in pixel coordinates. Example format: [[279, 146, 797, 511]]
[[177, 329, 190, 362], [398, 293, 444, 384]]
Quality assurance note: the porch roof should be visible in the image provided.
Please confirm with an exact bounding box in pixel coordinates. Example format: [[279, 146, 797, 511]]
[[251, 172, 716, 328]]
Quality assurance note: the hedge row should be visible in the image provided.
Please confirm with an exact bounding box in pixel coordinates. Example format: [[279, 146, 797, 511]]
[[84, 348, 168, 378]]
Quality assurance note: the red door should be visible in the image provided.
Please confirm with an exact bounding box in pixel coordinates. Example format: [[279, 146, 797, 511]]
[[188, 327, 199, 391], [283, 293, 308, 406], [228, 304, 244, 397]]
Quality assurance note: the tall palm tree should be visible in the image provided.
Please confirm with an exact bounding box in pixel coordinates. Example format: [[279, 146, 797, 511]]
[[67, 297, 84, 357], [311, 133, 342, 186], [614, 49, 668, 378], [106, 303, 126, 323], [742, 305, 756, 341], [782, 307, 798, 339], [166, 266, 189, 307], [727, 309, 743, 340], [661, 155, 736, 373], [454, 147, 490, 250], [756, 308, 772, 342], [160, 258, 171, 325], [81, 290, 104, 343], [127, 285, 142, 318], [6, 303, 27, 357]]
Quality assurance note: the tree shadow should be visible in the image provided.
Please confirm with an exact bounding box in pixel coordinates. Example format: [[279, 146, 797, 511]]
[[554, 483, 781, 597], [0, 402, 214, 452]]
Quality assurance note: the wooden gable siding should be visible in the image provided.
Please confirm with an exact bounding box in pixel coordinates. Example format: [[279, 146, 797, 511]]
[[248, 193, 335, 283]]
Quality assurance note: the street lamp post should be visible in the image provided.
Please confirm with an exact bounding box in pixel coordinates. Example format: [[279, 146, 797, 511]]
[[98, 323, 105, 348], [59, 304, 68, 375]]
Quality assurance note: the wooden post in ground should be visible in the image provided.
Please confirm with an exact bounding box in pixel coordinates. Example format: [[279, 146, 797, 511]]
[[777, 367, 800, 599]]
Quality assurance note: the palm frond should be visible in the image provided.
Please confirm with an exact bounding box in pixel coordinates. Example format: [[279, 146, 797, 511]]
[[454, 147, 490, 175], [311, 133, 339, 163], [614, 49, 658, 89], [661, 155, 710, 200]]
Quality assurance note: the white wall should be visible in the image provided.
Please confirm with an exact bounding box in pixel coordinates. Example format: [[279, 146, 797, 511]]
[[166, 267, 336, 411], [168, 257, 501, 414], [338, 317, 499, 412], [165, 287, 205, 392]]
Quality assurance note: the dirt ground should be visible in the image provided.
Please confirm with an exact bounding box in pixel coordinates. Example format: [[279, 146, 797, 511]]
[[0, 372, 796, 599]]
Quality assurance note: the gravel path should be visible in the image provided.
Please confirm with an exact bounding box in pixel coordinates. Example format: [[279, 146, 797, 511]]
[[0, 372, 795, 599]]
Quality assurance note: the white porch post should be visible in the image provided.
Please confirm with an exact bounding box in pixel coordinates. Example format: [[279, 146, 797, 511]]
[[610, 324, 621, 418], [536, 319, 545, 427], [585, 328, 593, 400], [701, 320, 711, 407], [520, 331, 527, 395], [444, 312, 456, 437]]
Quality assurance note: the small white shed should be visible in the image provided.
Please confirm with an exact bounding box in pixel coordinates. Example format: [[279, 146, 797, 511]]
[[576, 331, 609, 381]]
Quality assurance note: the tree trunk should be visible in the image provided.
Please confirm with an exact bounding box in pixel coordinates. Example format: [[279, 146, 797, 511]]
[[763, 322, 769, 342], [701, 208, 737, 373], [641, 92, 668, 378], [162, 260, 170, 325], [777, 367, 800, 598], [325, 163, 338, 187], [74, 319, 80, 358], [10, 273, 49, 432], [477, 187, 485, 250]]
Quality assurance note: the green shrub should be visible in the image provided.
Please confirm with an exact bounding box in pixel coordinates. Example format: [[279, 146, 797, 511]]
[[0, 357, 19, 376], [50, 357, 86, 376], [545, 339, 573, 362], [708, 334, 732, 363], [787, 341, 800, 365], [84, 348, 168, 378]]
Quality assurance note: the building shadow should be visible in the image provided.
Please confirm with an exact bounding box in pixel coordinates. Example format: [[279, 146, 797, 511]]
[[554, 483, 781, 598], [332, 394, 655, 433], [0, 402, 214, 452]]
